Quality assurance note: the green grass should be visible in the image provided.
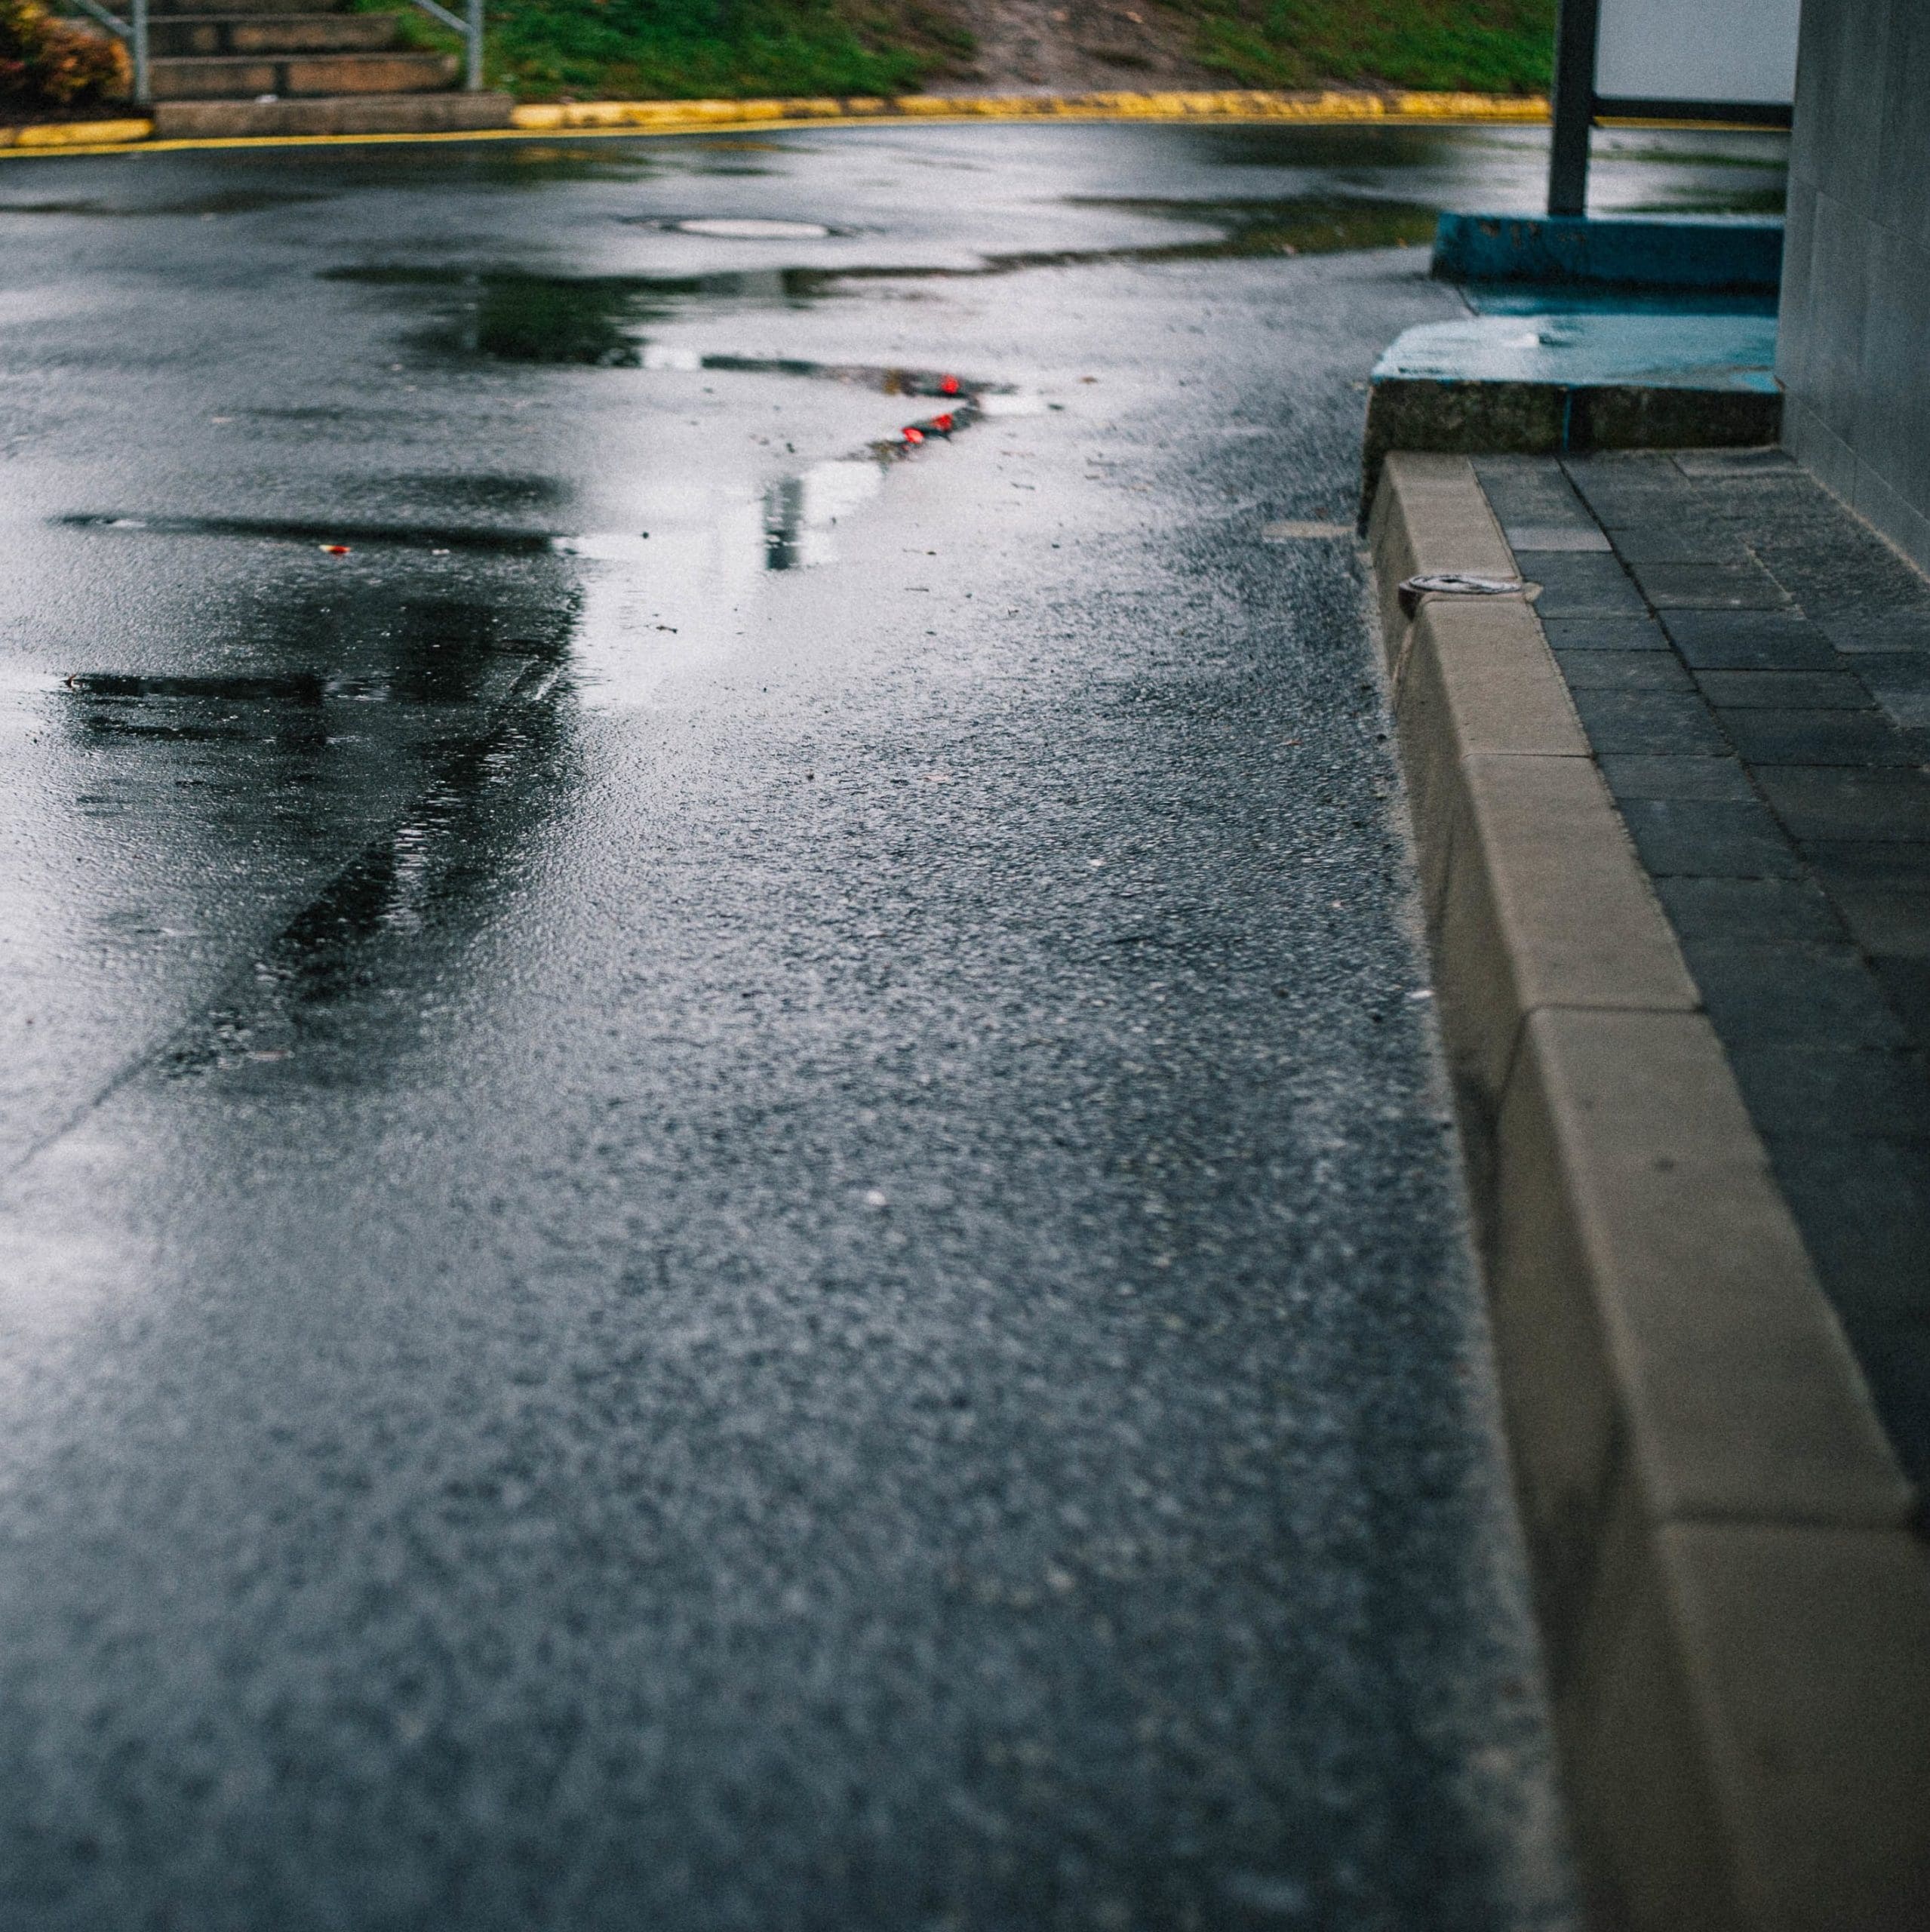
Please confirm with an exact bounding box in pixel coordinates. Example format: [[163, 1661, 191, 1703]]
[[1179, 0, 1557, 95], [469, 0, 971, 101], [383, 1, 1554, 105]]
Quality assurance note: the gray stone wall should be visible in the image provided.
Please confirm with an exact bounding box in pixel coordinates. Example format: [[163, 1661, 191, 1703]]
[[1778, 0, 1930, 571]]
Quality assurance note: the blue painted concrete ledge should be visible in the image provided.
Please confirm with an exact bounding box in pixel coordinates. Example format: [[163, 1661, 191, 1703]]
[[1360, 309, 1781, 508], [1378, 311, 1779, 392], [1433, 212, 1784, 293]]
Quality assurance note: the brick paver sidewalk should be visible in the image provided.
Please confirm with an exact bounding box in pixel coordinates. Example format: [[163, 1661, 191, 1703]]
[[1477, 449, 1930, 1494]]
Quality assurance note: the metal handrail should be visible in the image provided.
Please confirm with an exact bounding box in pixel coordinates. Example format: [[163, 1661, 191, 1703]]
[[57, 0, 485, 107], [407, 0, 484, 91], [63, 0, 147, 104]]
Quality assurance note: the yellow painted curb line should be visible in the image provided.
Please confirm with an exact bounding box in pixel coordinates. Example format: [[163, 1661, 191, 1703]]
[[0, 116, 153, 149], [0, 88, 1547, 160], [509, 88, 1550, 132]]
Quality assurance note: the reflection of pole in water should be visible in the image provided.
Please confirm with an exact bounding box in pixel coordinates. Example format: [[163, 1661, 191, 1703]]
[[762, 460, 884, 571], [764, 475, 804, 571], [42, 571, 581, 1081]]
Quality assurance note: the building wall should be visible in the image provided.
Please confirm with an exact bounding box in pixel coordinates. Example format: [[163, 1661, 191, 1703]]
[[1778, 0, 1930, 571]]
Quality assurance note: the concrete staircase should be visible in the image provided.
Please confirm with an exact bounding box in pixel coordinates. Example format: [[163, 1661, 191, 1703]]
[[145, 0, 512, 137]]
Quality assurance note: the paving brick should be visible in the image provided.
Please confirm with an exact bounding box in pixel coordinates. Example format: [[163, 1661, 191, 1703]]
[[1694, 670, 1874, 710], [1820, 609, 1930, 654], [1656, 875, 1848, 943], [1472, 455, 1579, 528], [1842, 1327, 1930, 1494], [1729, 1045, 1930, 1143], [1553, 650, 1693, 692], [1718, 706, 1922, 768], [1538, 617, 1671, 653], [1797, 840, 1930, 887], [1560, 458, 1685, 526], [1756, 766, 1930, 841], [1872, 956, 1930, 1052], [1570, 689, 1730, 756], [1628, 560, 1790, 610], [1871, 691, 1930, 731], [1599, 755, 1756, 802], [1845, 651, 1930, 694], [1849, 654, 1930, 731], [1683, 940, 1907, 1046], [1601, 521, 1751, 565], [1769, 1140, 1930, 1329], [1670, 448, 1799, 475], [1824, 888, 1930, 959], [1661, 610, 1839, 669], [1509, 528, 1612, 553], [1619, 798, 1800, 878], [1523, 553, 1649, 620]]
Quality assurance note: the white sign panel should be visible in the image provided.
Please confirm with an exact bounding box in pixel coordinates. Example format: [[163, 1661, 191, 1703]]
[[1596, 0, 1800, 106]]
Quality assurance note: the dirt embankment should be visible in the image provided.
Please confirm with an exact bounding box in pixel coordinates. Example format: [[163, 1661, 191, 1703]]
[[944, 1, 1222, 94]]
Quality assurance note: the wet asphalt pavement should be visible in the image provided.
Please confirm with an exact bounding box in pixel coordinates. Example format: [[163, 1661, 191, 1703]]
[[0, 121, 1785, 1930]]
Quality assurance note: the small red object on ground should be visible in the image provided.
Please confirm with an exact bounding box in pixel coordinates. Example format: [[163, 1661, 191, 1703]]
[[321, 543, 350, 555], [902, 426, 925, 445], [939, 374, 960, 395]]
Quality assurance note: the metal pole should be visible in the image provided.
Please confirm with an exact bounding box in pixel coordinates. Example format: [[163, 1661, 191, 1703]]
[[464, 0, 481, 91], [1547, 0, 1601, 217], [132, 0, 149, 106]]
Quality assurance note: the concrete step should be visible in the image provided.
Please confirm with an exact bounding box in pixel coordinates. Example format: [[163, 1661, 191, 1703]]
[[147, 50, 456, 99], [150, 90, 512, 136], [149, 14, 400, 57]]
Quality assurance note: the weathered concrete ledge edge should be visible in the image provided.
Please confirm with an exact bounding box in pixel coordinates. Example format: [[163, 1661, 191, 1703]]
[[1367, 451, 1930, 1930], [1431, 211, 1784, 293], [0, 87, 1552, 156]]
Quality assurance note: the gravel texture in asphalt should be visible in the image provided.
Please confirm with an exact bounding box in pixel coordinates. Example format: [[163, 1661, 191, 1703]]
[[0, 118, 1783, 1931]]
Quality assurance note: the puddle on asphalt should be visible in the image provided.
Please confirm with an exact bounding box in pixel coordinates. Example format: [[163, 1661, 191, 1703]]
[[63, 512, 557, 552], [324, 266, 807, 364], [28, 590, 582, 1079], [0, 190, 332, 218], [762, 460, 881, 570], [1060, 194, 1443, 255], [667, 217, 841, 239], [323, 192, 1443, 365], [55, 345, 1005, 708], [1624, 189, 1792, 217], [63, 367, 984, 574], [66, 672, 329, 703], [166, 649, 573, 1075]]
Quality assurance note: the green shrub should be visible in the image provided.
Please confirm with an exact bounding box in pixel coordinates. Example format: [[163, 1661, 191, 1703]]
[[0, 0, 131, 105]]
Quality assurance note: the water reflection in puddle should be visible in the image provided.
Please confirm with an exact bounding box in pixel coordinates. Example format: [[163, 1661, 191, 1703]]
[[322, 193, 1448, 367], [54, 350, 1014, 709], [668, 217, 838, 239], [763, 460, 881, 570]]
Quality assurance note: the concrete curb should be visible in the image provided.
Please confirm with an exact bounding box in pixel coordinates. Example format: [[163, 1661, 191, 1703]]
[[1369, 452, 1930, 1931], [0, 85, 1549, 158]]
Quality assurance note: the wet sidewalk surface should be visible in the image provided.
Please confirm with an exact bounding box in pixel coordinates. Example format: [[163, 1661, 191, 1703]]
[[1479, 451, 1930, 1488]]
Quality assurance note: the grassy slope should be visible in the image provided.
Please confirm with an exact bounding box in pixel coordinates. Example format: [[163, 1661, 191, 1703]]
[[403, 1, 1555, 103], [481, 0, 970, 101], [1187, 0, 1555, 94]]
